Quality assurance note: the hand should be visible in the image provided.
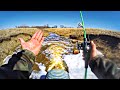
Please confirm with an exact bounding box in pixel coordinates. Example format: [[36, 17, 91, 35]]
[[19, 30, 44, 56], [90, 41, 104, 60]]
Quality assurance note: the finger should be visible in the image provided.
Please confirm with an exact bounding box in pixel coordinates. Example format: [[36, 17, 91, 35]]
[[91, 41, 96, 52], [18, 38, 25, 45], [35, 30, 42, 40], [38, 31, 43, 42], [39, 37, 44, 47], [32, 31, 39, 39], [33, 37, 45, 56], [90, 41, 96, 60]]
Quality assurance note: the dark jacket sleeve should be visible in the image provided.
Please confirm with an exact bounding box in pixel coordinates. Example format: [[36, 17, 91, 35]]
[[89, 55, 120, 79], [0, 48, 35, 79]]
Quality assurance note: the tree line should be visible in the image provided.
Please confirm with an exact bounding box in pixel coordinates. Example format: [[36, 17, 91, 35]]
[[16, 24, 73, 28]]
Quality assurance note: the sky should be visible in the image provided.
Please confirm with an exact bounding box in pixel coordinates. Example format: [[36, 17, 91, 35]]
[[0, 11, 120, 32]]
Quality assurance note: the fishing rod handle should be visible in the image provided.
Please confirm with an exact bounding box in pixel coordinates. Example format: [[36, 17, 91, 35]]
[[81, 38, 92, 68]]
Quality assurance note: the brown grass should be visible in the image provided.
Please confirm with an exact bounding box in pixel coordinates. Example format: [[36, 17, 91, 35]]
[[0, 28, 120, 67]]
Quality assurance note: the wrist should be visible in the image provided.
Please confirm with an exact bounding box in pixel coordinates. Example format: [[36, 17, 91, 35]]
[[14, 45, 36, 63]]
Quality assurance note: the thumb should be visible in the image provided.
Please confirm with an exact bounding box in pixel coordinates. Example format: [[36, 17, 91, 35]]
[[91, 41, 96, 52], [18, 38, 25, 45], [90, 41, 96, 60]]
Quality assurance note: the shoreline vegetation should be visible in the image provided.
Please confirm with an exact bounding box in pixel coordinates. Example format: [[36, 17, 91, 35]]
[[0, 28, 120, 67]]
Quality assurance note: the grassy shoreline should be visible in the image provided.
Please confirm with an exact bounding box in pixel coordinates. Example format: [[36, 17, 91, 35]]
[[0, 28, 120, 67]]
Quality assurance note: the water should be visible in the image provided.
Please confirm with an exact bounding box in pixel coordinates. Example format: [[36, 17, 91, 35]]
[[29, 33, 98, 79]]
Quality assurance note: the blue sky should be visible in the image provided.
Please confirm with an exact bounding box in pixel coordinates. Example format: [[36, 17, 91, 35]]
[[0, 11, 120, 32]]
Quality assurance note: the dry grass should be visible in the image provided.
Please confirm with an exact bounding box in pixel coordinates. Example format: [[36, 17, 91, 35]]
[[43, 28, 120, 38], [0, 28, 120, 67]]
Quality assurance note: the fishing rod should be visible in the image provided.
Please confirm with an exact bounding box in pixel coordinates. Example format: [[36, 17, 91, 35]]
[[78, 11, 91, 79]]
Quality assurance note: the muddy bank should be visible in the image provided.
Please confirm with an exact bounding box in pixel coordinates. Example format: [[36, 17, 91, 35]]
[[87, 34, 120, 67], [0, 33, 32, 43], [88, 34, 120, 49]]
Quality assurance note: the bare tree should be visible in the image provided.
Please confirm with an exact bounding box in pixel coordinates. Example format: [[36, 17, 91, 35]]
[[60, 25, 64, 28], [54, 25, 57, 28]]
